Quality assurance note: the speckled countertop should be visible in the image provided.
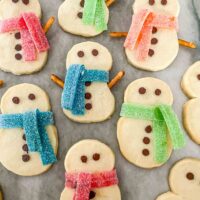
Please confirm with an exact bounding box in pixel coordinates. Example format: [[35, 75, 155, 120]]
[[0, 0, 200, 200]]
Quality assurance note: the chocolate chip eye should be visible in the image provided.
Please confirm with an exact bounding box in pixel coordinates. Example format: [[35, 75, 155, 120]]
[[93, 153, 100, 161], [139, 87, 146, 94], [149, 0, 155, 5], [80, 155, 88, 163], [28, 93, 36, 100], [155, 89, 162, 96], [22, 0, 29, 5], [80, 0, 85, 7], [186, 172, 194, 180], [197, 74, 200, 80], [77, 51, 84, 58], [92, 49, 99, 56], [161, 0, 167, 5], [12, 0, 19, 3], [12, 97, 20, 104]]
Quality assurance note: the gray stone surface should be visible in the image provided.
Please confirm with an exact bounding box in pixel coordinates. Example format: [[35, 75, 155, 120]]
[[0, 0, 200, 199]]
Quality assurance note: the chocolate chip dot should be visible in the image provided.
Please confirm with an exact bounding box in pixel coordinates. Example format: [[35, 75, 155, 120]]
[[155, 89, 162, 96], [151, 38, 158, 45], [85, 81, 92, 87], [12, 97, 20, 104], [22, 0, 29, 5], [92, 49, 99, 56], [15, 53, 22, 60], [22, 144, 29, 153], [148, 49, 154, 57], [161, 0, 167, 5], [145, 125, 152, 133], [22, 154, 30, 162], [139, 87, 146, 94], [12, 0, 19, 3], [22, 134, 26, 141], [142, 149, 150, 156], [149, 0, 155, 5], [89, 191, 96, 199], [80, 0, 85, 7], [93, 153, 100, 161], [197, 74, 200, 80], [85, 93, 92, 99], [15, 44, 22, 51], [28, 93, 36, 100], [152, 27, 158, 34], [15, 32, 21, 39], [77, 12, 83, 19], [186, 172, 194, 180], [81, 155, 88, 163], [85, 103, 92, 110], [77, 51, 84, 58], [143, 137, 150, 144]]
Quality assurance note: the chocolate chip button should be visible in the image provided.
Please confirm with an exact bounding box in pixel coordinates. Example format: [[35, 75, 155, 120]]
[[161, 0, 167, 5], [145, 125, 152, 133], [28, 93, 36, 100], [15, 44, 22, 51], [81, 155, 88, 163], [22, 134, 26, 141], [85, 82, 91, 86], [148, 49, 154, 57], [22, 0, 29, 5], [22, 144, 29, 153], [197, 74, 200, 80], [15, 32, 21, 39], [77, 51, 84, 58], [186, 172, 194, 180], [85, 103, 92, 110], [139, 87, 146, 94], [155, 89, 162, 96], [85, 93, 92, 99], [92, 49, 99, 56], [22, 154, 30, 162], [80, 0, 85, 7], [89, 191, 96, 199], [142, 149, 150, 156], [77, 12, 83, 19], [12, 97, 20, 104], [12, 0, 19, 3], [15, 53, 22, 60], [151, 38, 158, 45], [149, 0, 155, 5], [143, 137, 150, 144], [152, 27, 158, 34], [93, 153, 100, 161]]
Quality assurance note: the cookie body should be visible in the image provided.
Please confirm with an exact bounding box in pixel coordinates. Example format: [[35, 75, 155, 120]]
[[157, 158, 200, 200], [60, 140, 121, 200], [63, 42, 115, 123], [58, 0, 109, 37], [0, 0, 48, 75], [0, 84, 58, 176], [117, 78, 174, 168], [125, 0, 180, 71]]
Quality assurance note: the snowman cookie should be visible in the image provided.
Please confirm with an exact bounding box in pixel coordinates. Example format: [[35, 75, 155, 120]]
[[0, 83, 58, 176], [181, 61, 200, 144], [58, 0, 109, 37], [117, 78, 185, 169], [60, 139, 121, 200], [124, 0, 180, 71], [0, 0, 49, 75], [61, 41, 115, 123], [156, 158, 200, 200]]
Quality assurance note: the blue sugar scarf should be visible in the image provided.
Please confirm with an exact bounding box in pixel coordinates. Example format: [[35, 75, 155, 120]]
[[0, 109, 57, 165], [61, 64, 109, 115]]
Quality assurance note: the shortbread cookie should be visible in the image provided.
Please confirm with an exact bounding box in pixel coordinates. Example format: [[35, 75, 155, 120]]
[[61, 41, 115, 123], [181, 61, 200, 144], [117, 78, 185, 169], [58, 0, 109, 37], [0, 84, 58, 176], [124, 0, 180, 71], [60, 139, 121, 200], [156, 158, 200, 200], [0, 0, 49, 75]]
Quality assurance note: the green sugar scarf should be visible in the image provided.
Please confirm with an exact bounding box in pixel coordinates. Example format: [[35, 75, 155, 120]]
[[120, 103, 186, 163], [83, 0, 107, 31]]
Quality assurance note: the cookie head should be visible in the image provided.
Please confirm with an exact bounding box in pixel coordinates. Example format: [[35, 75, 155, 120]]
[[0, 83, 50, 114], [66, 42, 112, 71], [124, 78, 173, 106], [133, 0, 180, 16], [64, 140, 115, 173], [0, 0, 41, 19], [169, 158, 200, 199]]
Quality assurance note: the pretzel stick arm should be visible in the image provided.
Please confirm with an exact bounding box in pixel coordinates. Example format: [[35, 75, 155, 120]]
[[43, 17, 55, 34], [51, 74, 64, 89], [106, 0, 115, 7]]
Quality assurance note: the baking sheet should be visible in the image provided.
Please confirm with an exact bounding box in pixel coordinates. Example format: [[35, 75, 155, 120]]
[[0, 0, 200, 199]]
